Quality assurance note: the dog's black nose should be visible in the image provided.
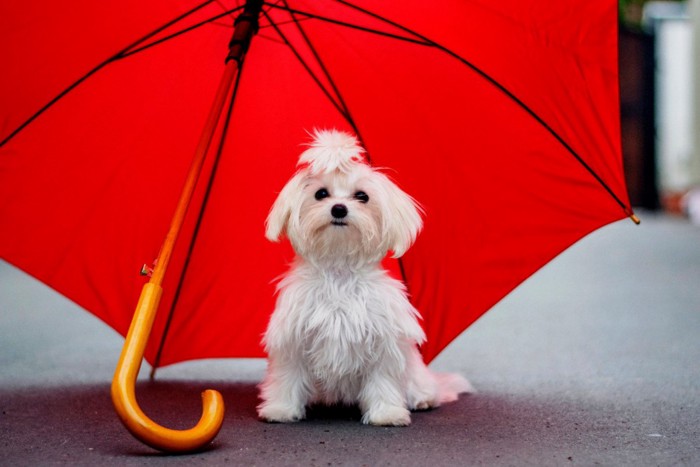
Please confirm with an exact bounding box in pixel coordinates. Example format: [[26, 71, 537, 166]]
[[331, 204, 348, 219]]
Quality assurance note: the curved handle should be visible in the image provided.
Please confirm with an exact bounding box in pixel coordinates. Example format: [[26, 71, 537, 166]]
[[108, 7, 264, 450], [111, 283, 225, 452]]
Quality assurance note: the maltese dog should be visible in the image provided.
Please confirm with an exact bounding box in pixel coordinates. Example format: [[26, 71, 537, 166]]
[[258, 129, 472, 426]]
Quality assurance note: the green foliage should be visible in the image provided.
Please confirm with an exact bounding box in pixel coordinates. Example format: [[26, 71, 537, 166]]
[[619, 0, 683, 28]]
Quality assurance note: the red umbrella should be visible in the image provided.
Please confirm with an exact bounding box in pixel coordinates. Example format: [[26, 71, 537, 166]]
[[0, 0, 636, 452]]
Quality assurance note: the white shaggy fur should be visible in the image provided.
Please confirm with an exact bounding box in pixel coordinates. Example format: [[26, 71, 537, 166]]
[[258, 129, 472, 426]]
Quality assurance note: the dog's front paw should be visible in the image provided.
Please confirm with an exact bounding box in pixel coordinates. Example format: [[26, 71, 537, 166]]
[[362, 404, 411, 427], [257, 402, 305, 423]]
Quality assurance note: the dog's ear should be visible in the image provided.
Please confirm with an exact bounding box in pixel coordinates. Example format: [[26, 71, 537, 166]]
[[378, 174, 423, 258], [266, 171, 306, 242]]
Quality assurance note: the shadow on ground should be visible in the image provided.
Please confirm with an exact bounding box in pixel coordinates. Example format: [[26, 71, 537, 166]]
[[3, 380, 694, 466]]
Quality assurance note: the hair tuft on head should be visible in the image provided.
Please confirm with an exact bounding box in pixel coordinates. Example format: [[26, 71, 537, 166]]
[[298, 129, 366, 174]]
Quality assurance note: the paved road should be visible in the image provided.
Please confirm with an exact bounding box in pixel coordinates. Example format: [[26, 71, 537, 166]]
[[1, 212, 698, 466]]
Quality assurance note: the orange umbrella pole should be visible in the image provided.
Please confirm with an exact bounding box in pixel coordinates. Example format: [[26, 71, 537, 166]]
[[111, 0, 262, 453]]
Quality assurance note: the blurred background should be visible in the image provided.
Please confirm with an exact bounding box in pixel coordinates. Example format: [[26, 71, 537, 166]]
[[619, 0, 700, 222], [1, 4, 698, 463]]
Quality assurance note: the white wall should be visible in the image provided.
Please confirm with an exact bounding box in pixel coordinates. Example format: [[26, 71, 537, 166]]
[[654, 17, 694, 191], [691, 0, 700, 186]]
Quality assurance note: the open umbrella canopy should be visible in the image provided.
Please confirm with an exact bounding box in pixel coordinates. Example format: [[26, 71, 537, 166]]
[[0, 0, 632, 369]]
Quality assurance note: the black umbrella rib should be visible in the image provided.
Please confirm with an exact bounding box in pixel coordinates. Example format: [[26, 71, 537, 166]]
[[259, 15, 313, 29], [279, 0, 367, 158], [261, 9, 351, 123], [0, 0, 216, 149], [119, 5, 245, 59], [261, 2, 433, 47], [333, 0, 634, 218]]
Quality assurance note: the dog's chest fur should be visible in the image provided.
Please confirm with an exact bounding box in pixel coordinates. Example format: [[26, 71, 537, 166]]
[[267, 263, 425, 397]]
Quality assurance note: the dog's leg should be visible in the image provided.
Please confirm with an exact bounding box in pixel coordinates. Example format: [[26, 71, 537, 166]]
[[405, 346, 440, 410], [406, 345, 475, 411], [406, 346, 474, 410], [257, 357, 311, 423], [359, 370, 411, 426]]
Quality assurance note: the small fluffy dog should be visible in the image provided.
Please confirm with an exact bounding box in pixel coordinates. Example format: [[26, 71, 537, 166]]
[[258, 129, 472, 426]]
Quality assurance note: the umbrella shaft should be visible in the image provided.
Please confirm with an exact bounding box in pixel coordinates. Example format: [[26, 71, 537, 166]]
[[150, 60, 239, 286], [150, 0, 261, 287], [110, 3, 264, 453]]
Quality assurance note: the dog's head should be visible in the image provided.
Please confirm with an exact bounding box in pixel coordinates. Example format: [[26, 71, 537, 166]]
[[266, 129, 422, 265]]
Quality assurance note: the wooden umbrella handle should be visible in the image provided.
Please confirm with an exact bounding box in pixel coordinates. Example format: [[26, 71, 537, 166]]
[[111, 284, 225, 453]]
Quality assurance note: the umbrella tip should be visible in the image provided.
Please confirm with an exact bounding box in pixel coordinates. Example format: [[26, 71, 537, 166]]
[[627, 210, 641, 225]]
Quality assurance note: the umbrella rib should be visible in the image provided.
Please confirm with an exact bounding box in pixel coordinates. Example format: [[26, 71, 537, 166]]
[[0, 0, 216, 148], [261, 2, 433, 47], [259, 15, 313, 29], [333, 0, 635, 218], [280, 0, 367, 162], [260, 10, 352, 123], [119, 6, 245, 59], [214, 0, 239, 19], [262, 0, 284, 15]]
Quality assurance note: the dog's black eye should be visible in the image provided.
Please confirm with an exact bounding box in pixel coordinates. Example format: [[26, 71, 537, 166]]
[[315, 188, 330, 200], [354, 191, 369, 203]]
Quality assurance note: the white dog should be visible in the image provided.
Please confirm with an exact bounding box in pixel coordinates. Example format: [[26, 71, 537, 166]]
[[258, 129, 472, 426]]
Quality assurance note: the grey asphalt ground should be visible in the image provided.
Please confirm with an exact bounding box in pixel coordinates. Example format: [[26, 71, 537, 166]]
[[1, 211, 699, 466]]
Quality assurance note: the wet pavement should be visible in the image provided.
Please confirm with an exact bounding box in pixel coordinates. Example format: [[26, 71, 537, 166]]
[[1, 211, 699, 466]]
